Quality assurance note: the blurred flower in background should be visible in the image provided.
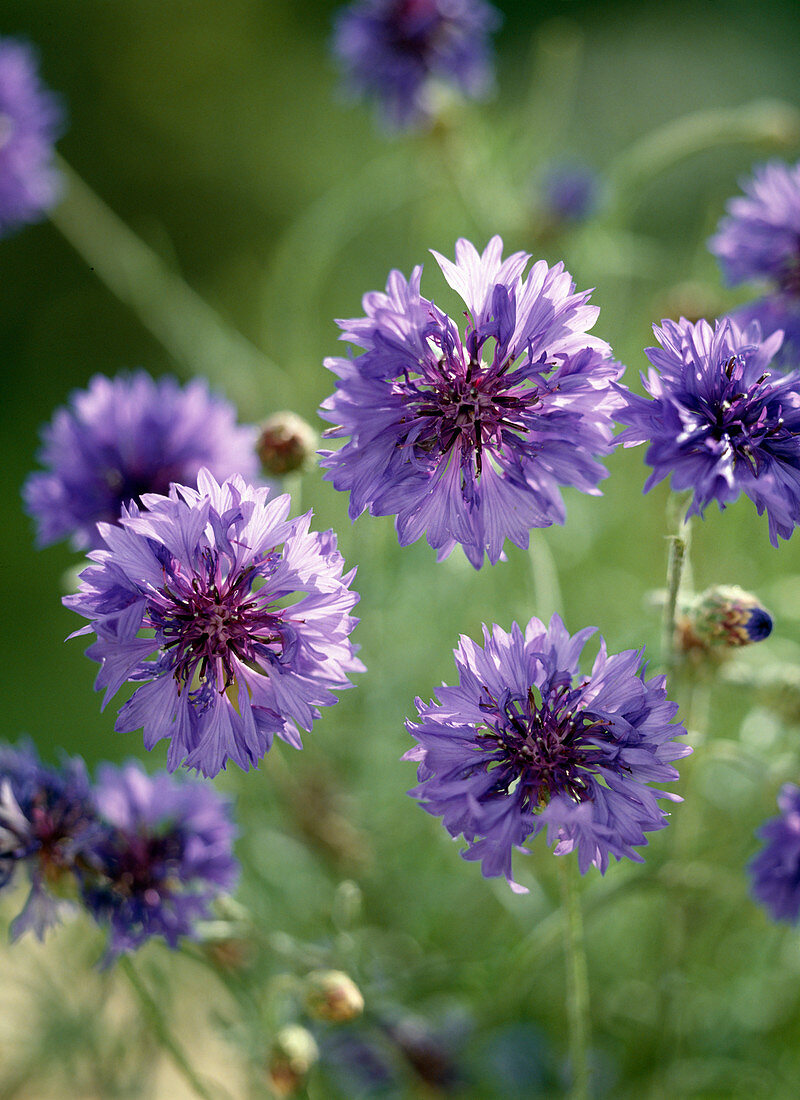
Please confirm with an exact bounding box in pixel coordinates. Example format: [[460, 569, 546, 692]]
[[616, 316, 800, 544], [82, 760, 238, 962], [320, 236, 623, 568], [709, 159, 800, 368], [332, 0, 501, 130], [64, 470, 364, 776], [0, 740, 96, 941], [537, 159, 602, 228], [404, 614, 689, 890], [750, 782, 800, 924], [24, 371, 260, 550], [0, 37, 63, 237], [710, 160, 800, 292]]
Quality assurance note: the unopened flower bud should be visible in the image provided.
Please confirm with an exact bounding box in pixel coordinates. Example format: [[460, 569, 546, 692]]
[[257, 412, 317, 476], [679, 585, 773, 651], [305, 969, 364, 1023], [267, 1025, 319, 1097]]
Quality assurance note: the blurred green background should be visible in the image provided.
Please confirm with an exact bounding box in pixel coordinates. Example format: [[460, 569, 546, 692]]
[[2, 1, 800, 1096]]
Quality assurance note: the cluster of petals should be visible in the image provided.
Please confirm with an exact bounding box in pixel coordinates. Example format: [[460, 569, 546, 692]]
[[64, 470, 364, 777], [0, 740, 95, 940], [404, 614, 689, 890], [332, 0, 500, 130], [709, 160, 800, 292], [320, 236, 624, 568], [709, 159, 800, 369], [24, 371, 259, 550], [83, 760, 238, 961], [0, 37, 63, 236], [616, 316, 800, 545], [749, 783, 800, 924], [0, 741, 238, 958]]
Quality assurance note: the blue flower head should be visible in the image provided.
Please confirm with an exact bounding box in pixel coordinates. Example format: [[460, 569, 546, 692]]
[[332, 0, 501, 130], [617, 315, 800, 545], [0, 37, 63, 236], [709, 159, 800, 370], [709, 159, 800, 293], [64, 470, 364, 777], [0, 740, 96, 941], [539, 160, 601, 225], [320, 236, 624, 569], [750, 784, 800, 924], [83, 760, 238, 961], [24, 371, 260, 551], [404, 615, 689, 891]]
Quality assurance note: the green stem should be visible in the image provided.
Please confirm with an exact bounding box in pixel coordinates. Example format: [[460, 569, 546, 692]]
[[662, 502, 693, 671], [49, 156, 290, 410], [558, 857, 591, 1100], [119, 955, 219, 1100]]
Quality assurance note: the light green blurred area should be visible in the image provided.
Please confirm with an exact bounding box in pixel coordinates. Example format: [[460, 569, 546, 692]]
[[2, 0, 800, 1096]]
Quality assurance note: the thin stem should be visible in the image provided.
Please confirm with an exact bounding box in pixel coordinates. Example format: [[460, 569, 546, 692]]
[[558, 857, 591, 1100], [119, 954, 219, 1100], [662, 499, 693, 671], [49, 156, 290, 410]]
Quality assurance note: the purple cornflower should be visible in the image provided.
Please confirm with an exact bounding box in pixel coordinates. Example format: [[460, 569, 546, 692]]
[[24, 371, 260, 551], [616, 316, 800, 545], [320, 236, 624, 569], [404, 615, 689, 890], [709, 160, 800, 369], [709, 160, 800, 293], [539, 160, 601, 225], [0, 740, 96, 940], [0, 38, 63, 236], [64, 470, 364, 778], [729, 295, 800, 372], [82, 761, 238, 960], [749, 783, 800, 924], [332, 0, 501, 130]]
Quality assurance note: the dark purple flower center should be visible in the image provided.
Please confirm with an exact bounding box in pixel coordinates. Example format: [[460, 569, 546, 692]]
[[688, 357, 789, 475], [103, 829, 184, 903], [150, 551, 283, 693], [386, 0, 444, 60], [101, 465, 182, 522], [399, 354, 535, 477], [478, 684, 608, 806], [28, 787, 91, 883]]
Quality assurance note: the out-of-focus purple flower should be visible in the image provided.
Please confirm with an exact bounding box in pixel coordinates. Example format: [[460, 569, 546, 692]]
[[320, 236, 623, 569], [24, 371, 260, 551], [332, 0, 501, 130], [64, 470, 364, 777], [709, 160, 800, 293], [749, 783, 800, 923], [616, 316, 800, 546], [0, 740, 96, 941], [730, 294, 800, 370], [404, 615, 689, 890], [539, 161, 601, 225], [0, 38, 63, 236], [82, 760, 238, 960], [710, 160, 800, 369]]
